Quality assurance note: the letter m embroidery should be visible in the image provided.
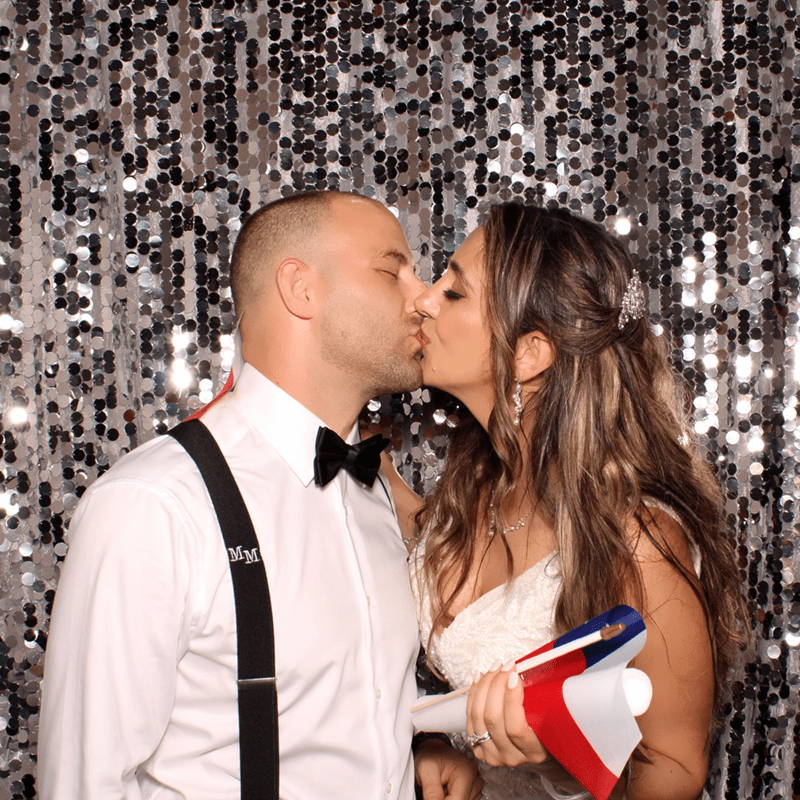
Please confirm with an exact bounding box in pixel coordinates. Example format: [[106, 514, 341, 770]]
[[228, 545, 261, 564]]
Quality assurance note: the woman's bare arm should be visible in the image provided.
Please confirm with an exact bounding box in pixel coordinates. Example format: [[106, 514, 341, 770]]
[[380, 451, 425, 552], [624, 507, 715, 800]]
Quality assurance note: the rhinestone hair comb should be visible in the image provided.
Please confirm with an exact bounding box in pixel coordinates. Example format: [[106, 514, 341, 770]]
[[618, 272, 646, 330]]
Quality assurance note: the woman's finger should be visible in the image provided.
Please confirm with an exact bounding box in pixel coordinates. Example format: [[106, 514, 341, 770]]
[[472, 668, 529, 766], [501, 669, 548, 764], [466, 663, 500, 739]]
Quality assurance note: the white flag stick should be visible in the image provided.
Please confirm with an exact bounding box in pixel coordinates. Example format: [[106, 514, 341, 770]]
[[411, 623, 626, 714], [513, 622, 625, 674]]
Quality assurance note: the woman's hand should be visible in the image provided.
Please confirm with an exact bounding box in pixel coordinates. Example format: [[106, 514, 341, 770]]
[[466, 665, 549, 767]]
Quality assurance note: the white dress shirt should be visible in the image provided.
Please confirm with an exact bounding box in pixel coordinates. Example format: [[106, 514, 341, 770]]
[[40, 363, 419, 800]]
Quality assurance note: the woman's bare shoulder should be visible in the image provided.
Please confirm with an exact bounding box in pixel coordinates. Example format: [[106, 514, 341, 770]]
[[629, 504, 696, 575]]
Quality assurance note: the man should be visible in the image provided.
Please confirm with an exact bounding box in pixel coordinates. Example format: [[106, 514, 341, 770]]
[[40, 191, 480, 800]]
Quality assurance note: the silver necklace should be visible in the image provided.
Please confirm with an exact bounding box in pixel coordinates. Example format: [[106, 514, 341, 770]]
[[488, 500, 529, 537]]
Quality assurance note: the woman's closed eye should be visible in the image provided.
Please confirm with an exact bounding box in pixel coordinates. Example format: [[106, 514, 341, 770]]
[[443, 288, 465, 301]]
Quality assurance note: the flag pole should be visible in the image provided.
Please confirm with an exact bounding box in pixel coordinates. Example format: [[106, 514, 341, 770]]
[[514, 622, 626, 675]]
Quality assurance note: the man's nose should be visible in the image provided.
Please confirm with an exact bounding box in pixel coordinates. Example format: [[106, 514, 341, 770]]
[[404, 272, 428, 316], [413, 284, 438, 319]]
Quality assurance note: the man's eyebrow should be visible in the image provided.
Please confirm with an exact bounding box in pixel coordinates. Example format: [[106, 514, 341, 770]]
[[378, 249, 412, 266], [448, 258, 473, 290]]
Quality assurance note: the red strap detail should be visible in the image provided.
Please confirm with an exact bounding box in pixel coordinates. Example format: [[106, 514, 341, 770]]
[[185, 370, 235, 421]]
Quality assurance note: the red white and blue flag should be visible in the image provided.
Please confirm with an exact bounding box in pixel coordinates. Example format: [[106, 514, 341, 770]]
[[517, 604, 648, 800]]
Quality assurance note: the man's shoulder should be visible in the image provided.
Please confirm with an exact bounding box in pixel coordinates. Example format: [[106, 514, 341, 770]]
[[75, 431, 223, 529], [64, 432, 218, 563], [86, 409, 284, 504], [92, 431, 195, 494]]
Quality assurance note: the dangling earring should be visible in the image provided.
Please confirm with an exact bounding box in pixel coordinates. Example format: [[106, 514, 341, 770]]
[[513, 379, 523, 426]]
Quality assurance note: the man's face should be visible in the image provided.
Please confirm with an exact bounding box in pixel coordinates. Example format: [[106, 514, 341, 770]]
[[315, 197, 426, 397]]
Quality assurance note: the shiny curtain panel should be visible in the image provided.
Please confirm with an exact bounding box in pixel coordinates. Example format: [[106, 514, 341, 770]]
[[0, 1, 798, 797]]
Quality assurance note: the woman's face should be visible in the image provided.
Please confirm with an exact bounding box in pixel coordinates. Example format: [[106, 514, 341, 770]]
[[415, 225, 495, 419]]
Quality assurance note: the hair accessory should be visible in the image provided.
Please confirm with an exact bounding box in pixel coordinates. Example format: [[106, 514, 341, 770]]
[[513, 379, 523, 425], [618, 272, 646, 330]]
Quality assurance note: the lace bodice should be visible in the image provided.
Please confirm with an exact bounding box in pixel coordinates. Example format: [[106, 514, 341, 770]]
[[409, 545, 563, 800], [410, 548, 562, 691]]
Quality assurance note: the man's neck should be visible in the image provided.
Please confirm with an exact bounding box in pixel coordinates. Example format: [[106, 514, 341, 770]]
[[243, 360, 364, 440], [277, 374, 364, 439]]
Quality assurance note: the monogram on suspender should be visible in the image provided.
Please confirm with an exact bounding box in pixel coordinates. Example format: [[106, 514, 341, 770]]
[[169, 419, 278, 800]]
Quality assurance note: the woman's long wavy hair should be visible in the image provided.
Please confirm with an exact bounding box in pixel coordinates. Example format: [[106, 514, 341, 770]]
[[416, 203, 747, 714]]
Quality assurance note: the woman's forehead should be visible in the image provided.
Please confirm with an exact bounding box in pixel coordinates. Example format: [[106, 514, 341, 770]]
[[451, 226, 486, 278]]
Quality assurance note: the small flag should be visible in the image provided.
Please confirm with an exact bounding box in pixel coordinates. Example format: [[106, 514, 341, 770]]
[[518, 605, 647, 800]]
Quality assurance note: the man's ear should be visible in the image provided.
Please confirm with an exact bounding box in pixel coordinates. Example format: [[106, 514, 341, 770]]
[[275, 257, 318, 320], [515, 330, 554, 384]]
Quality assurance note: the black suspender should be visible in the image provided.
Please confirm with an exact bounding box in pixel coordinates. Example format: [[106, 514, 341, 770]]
[[169, 419, 279, 800]]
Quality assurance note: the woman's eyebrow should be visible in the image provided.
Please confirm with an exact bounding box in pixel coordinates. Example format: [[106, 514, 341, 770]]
[[448, 258, 472, 290]]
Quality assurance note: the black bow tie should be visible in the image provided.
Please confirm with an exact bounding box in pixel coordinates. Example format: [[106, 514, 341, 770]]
[[313, 427, 390, 488]]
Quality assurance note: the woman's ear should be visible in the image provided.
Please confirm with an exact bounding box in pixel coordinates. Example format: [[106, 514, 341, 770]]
[[515, 331, 554, 384], [275, 257, 318, 320]]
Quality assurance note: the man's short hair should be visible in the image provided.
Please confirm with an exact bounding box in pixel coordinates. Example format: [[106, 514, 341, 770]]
[[230, 190, 345, 315]]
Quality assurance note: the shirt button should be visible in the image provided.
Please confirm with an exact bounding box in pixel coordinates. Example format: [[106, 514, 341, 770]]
[[385, 782, 392, 794], [376, 688, 381, 699]]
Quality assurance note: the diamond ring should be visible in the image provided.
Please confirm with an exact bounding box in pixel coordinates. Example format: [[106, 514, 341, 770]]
[[465, 730, 492, 747]]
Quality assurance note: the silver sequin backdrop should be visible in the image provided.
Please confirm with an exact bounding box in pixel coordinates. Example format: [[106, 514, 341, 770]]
[[1, 0, 798, 797]]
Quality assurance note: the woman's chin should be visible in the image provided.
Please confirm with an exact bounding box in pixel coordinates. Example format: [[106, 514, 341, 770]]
[[420, 363, 442, 388]]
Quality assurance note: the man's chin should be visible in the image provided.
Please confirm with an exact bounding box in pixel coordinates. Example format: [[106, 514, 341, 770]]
[[400, 349, 425, 389], [419, 370, 437, 389], [399, 360, 424, 393], [370, 359, 423, 397]]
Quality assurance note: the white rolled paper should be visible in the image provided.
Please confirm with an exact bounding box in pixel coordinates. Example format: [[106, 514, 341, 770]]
[[411, 667, 652, 734], [621, 667, 652, 717]]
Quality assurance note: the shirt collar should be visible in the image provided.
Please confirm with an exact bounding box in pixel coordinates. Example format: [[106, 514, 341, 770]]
[[228, 363, 358, 487]]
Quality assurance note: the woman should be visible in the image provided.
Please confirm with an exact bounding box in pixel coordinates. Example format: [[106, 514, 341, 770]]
[[387, 204, 747, 800]]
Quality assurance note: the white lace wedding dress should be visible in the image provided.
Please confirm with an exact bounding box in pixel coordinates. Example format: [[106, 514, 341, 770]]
[[409, 502, 705, 800], [409, 545, 565, 800]]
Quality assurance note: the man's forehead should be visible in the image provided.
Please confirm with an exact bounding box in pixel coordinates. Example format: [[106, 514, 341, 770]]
[[328, 199, 410, 245], [332, 195, 403, 224], [332, 194, 385, 213]]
